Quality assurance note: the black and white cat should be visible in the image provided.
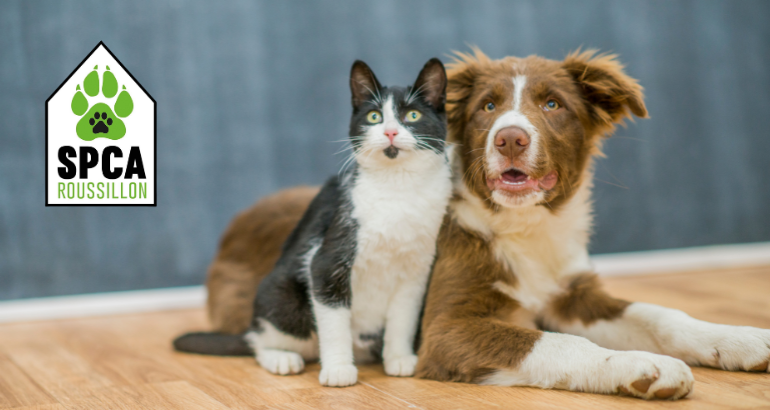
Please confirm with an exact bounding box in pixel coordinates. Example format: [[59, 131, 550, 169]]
[[175, 59, 452, 387]]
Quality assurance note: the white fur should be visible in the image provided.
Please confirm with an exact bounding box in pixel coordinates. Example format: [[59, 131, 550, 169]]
[[482, 332, 694, 400], [312, 301, 358, 386], [453, 120, 770, 395], [346, 95, 452, 378], [482, 75, 547, 208], [453, 175, 698, 397], [453, 161, 594, 314], [245, 319, 318, 375], [545, 302, 770, 372], [484, 76, 539, 168]]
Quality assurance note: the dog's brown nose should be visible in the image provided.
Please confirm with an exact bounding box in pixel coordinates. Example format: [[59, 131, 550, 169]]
[[494, 126, 530, 159]]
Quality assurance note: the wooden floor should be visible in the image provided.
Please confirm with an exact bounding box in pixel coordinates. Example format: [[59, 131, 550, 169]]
[[1, 266, 769, 410]]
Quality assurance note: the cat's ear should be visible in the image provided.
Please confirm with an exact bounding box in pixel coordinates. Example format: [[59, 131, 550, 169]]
[[350, 60, 383, 108], [412, 58, 447, 110]]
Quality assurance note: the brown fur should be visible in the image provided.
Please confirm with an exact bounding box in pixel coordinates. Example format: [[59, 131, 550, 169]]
[[447, 48, 647, 210], [550, 274, 631, 326], [415, 216, 541, 383], [206, 186, 317, 334], [416, 49, 646, 381]]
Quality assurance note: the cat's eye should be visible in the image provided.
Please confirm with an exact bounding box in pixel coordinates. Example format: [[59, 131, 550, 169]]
[[366, 111, 382, 123], [543, 99, 561, 111], [404, 110, 422, 122], [484, 102, 496, 112]]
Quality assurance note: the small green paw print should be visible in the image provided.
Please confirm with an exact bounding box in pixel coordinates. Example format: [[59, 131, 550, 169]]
[[70, 65, 134, 141]]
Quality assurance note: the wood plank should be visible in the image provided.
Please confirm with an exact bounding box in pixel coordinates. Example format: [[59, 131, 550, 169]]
[[4, 343, 113, 404], [0, 266, 768, 409], [61, 381, 231, 410], [0, 354, 57, 409]]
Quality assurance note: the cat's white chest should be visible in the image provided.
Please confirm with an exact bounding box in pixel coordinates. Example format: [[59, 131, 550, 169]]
[[347, 158, 452, 339]]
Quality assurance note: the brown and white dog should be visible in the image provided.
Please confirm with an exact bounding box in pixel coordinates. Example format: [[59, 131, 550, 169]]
[[204, 49, 770, 400], [414, 48, 770, 399]]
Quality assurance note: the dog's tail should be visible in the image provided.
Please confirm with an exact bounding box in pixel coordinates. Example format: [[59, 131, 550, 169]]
[[173, 332, 252, 356]]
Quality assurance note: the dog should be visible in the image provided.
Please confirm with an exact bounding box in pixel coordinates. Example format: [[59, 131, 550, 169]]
[[203, 49, 770, 400], [413, 48, 770, 399]]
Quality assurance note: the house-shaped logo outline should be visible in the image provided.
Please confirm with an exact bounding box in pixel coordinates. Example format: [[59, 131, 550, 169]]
[[45, 41, 157, 207]]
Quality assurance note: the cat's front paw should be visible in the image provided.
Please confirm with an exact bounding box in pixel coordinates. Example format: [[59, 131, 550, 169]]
[[384, 354, 418, 377], [695, 326, 770, 372], [319, 364, 358, 387], [257, 349, 305, 375]]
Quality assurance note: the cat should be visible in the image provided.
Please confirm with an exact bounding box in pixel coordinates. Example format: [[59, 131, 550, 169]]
[[174, 58, 452, 387]]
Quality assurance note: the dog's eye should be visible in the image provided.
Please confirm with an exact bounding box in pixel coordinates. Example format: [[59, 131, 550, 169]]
[[543, 100, 561, 111], [404, 110, 422, 122], [484, 102, 496, 112], [366, 111, 382, 123]]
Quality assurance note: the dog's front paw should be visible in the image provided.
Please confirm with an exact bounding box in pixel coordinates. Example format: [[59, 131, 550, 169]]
[[699, 326, 770, 372], [611, 352, 693, 400], [384, 354, 418, 377], [319, 364, 358, 387]]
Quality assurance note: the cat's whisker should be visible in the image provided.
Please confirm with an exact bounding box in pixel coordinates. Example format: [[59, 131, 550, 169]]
[[330, 137, 366, 143], [415, 138, 447, 145], [338, 152, 359, 176], [415, 141, 442, 155], [334, 146, 356, 156], [359, 83, 382, 105], [405, 83, 428, 105]]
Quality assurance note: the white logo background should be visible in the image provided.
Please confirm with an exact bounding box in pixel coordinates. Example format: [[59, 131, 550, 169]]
[[46, 44, 155, 205]]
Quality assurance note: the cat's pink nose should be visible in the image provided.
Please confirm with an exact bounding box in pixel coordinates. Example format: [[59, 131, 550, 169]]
[[384, 129, 398, 143]]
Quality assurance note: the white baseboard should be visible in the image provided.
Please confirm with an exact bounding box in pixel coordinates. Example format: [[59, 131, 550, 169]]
[[0, 286, 206, 324], [592, 241, 770, 276], [0, 242, 768, 324]]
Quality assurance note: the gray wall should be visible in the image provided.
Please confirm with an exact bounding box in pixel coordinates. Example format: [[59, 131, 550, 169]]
[[1, 0, 769, 300]]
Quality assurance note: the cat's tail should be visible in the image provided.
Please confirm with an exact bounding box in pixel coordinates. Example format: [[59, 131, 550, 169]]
[[172, 332, 252, 356]]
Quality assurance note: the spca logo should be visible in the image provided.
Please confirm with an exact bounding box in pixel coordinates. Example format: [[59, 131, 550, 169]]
[[46, 42, 156, 206]]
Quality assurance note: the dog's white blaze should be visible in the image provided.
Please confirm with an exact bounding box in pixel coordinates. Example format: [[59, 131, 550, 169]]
[[512, 75, 526, 112], [544, 302, 770, 372], [481, 332, 694, 399], [484, 75, 540, 176]]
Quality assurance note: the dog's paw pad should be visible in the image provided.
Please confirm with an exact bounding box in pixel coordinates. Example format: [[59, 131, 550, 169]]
[[319, 364, 358, 387], [630, 375, 657, 393], [257, 349, 305, 375], [749, 360, 769, 372], [384, 354, 418, 377], [654, 387, 680, 399], [613, 352, 693, 400]]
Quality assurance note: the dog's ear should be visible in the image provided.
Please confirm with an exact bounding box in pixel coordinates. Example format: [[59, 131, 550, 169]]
[[412, 58, 447, 110], [562, 50, 648, 133], [446, 47, 489, 141], [350, 60, 383, 108]]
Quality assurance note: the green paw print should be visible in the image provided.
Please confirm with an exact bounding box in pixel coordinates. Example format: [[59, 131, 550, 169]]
[[70, 65, 134, 141]]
